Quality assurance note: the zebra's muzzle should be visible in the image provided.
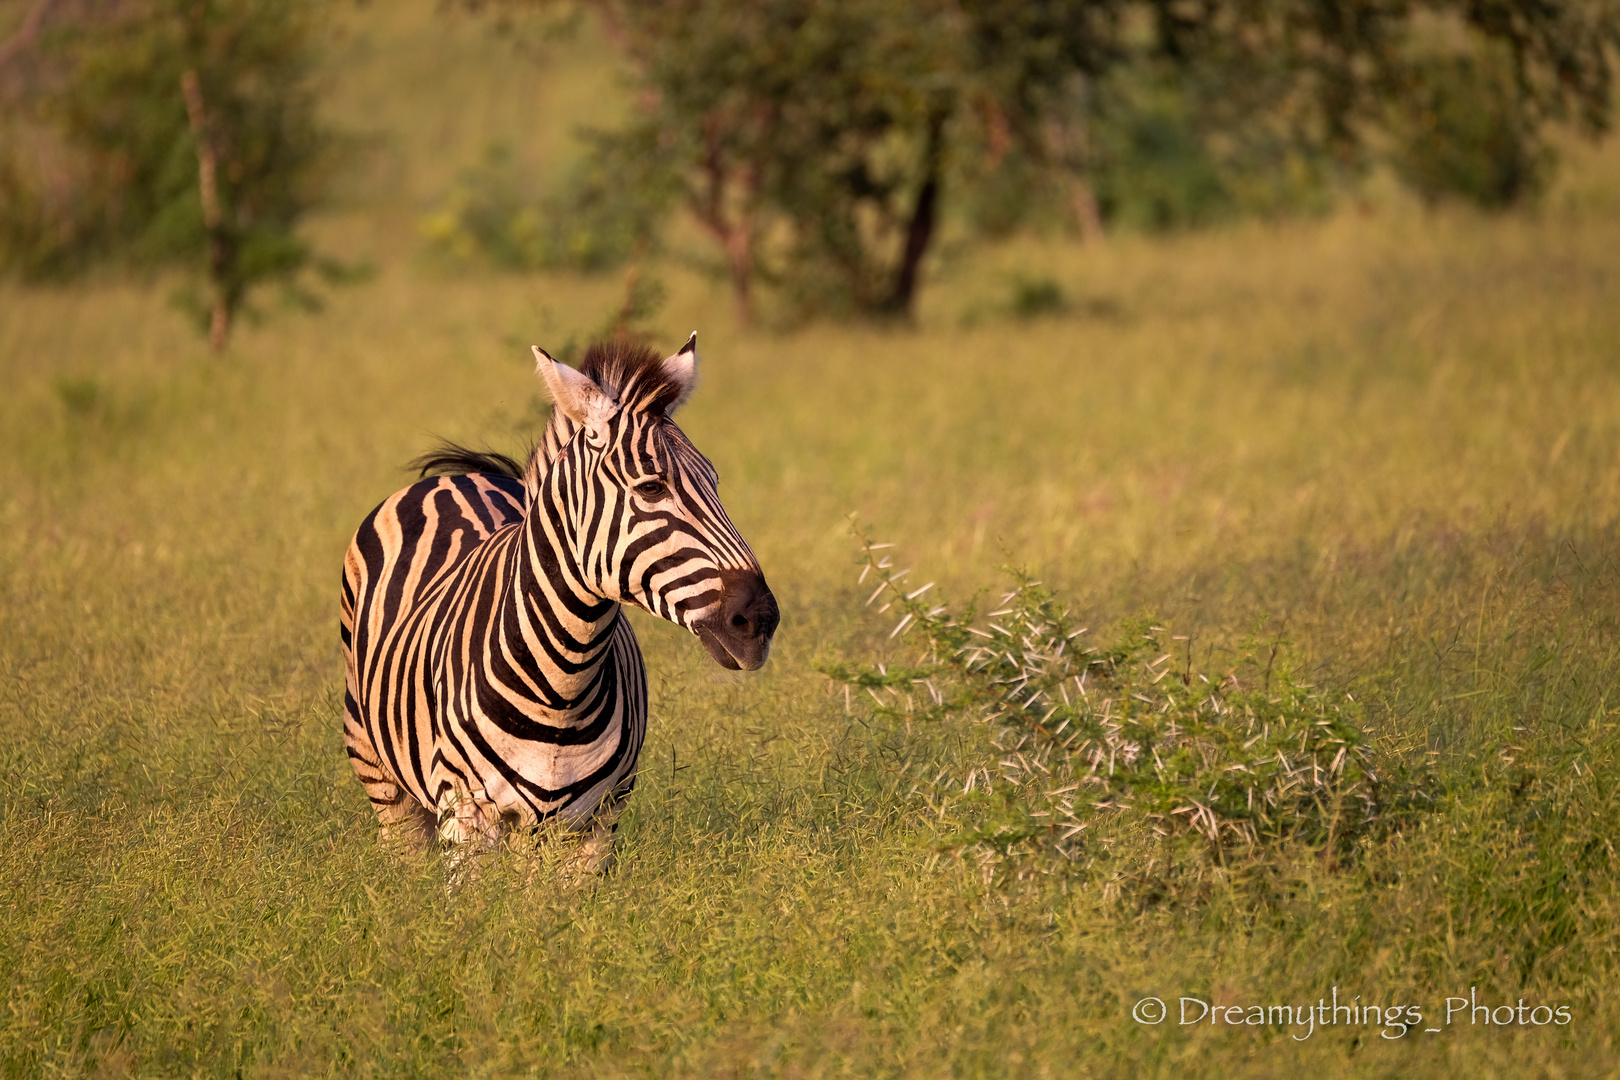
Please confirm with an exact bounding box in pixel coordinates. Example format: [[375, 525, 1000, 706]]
[[693, 568, 779, 671]]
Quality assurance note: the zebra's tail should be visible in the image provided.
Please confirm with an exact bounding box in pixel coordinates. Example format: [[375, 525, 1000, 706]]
[[409, 438, 528, 482]]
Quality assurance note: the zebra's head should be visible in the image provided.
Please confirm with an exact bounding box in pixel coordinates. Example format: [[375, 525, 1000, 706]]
[[531, 336, 779, 671]]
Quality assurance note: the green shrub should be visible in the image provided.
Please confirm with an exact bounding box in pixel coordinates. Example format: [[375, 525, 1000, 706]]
[[1007, 275, 1068, 319], [421, 134, 674, 273], [820, 533, 1432, 895], [1090, 77, 1233, 231], [1391, 49, 1551, 210]]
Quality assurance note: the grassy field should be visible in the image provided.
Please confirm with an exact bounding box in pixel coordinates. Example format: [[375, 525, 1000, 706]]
[[4, 3, 1620, 1076]]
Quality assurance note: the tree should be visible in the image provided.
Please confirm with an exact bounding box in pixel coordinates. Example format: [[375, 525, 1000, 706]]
[[0, 0, 334, 350], [572, 0, 1131, 322], [505, 0, 1620, 322], [1389, 44, 1554, 208], [1144, 0, 1620, 169]]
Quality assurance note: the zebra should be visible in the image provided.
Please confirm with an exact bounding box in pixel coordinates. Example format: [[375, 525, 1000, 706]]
[[339, 334, 779, 872]]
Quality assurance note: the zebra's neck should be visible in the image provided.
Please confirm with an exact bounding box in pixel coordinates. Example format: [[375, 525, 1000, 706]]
[[504, 425, 621, 711]]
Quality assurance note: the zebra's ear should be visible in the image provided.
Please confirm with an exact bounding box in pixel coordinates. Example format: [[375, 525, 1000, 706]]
[[533, 346, 617, 431], [660, 332, 699, 414]]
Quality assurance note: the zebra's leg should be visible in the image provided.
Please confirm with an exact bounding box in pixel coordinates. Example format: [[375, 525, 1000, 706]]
[[343, 695, 434, 849], [434, 782, 503, 848], [371, 786, 436, 850], [569, 815, 619, 876], [435, 782, 503, 888], [341, 571, 436, 849], [563, 783, 634, 877]]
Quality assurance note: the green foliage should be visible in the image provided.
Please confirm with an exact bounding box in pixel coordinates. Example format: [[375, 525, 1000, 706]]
[[0, 126, 92, 279], [584, 0, 957, 319], [1090, 74, 1235, 232], [511, 0, 1146, 320], [820, 535, 1431, 895], [953, 146, 1051, 239], [477, 0, 1620, 321], [0, 0, 336, 347], [1008, 275, 1068, 319], [50, 375, 102, 418], [955, 67, 1335, 238], [1391, 49, 1552, 209], [421, 134, 674, 272]]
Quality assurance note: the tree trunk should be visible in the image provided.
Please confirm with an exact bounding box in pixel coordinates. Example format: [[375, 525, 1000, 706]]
[[884, 107, 947, 318], [1069, 174, 1104, 243], [181, 68, 231, 352], [1042, 79, 1106, 244]]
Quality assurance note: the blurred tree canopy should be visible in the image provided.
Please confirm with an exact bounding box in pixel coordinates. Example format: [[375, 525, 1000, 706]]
[[0, 0, 335, 349], [4, 0, 1616, 330], [485, 0, 1618, 322]]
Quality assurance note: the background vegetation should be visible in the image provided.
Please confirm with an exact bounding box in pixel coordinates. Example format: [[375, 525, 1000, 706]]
[[3, 1, 1620, 1076], [426, 0, 1619, 321], [0, 0, 338, 348]]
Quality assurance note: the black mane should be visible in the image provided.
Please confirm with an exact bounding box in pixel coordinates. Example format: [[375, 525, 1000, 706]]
[[409, 338, 686, 483], [577, 338, 686, 415], [410, 440, 526, 481]]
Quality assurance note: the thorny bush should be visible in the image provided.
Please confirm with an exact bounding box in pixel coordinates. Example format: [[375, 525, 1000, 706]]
[[820, 533, 1430, 895]]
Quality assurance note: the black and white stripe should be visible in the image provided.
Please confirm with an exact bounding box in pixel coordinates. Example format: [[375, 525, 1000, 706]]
[[339, 336, 778, 866]]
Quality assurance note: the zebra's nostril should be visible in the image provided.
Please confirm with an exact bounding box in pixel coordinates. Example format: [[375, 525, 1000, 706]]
[[731, 614, 750, 629]]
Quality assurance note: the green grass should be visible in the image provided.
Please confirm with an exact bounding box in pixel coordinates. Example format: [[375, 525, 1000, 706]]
[[4, 1, 1620, 1075]]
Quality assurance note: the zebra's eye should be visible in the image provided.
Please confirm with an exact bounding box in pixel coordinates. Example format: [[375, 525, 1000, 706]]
[[633, 479, 668, 501]]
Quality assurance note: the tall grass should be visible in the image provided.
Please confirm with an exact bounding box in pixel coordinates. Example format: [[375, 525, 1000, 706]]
[[2, 1, 1619, 1075]]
